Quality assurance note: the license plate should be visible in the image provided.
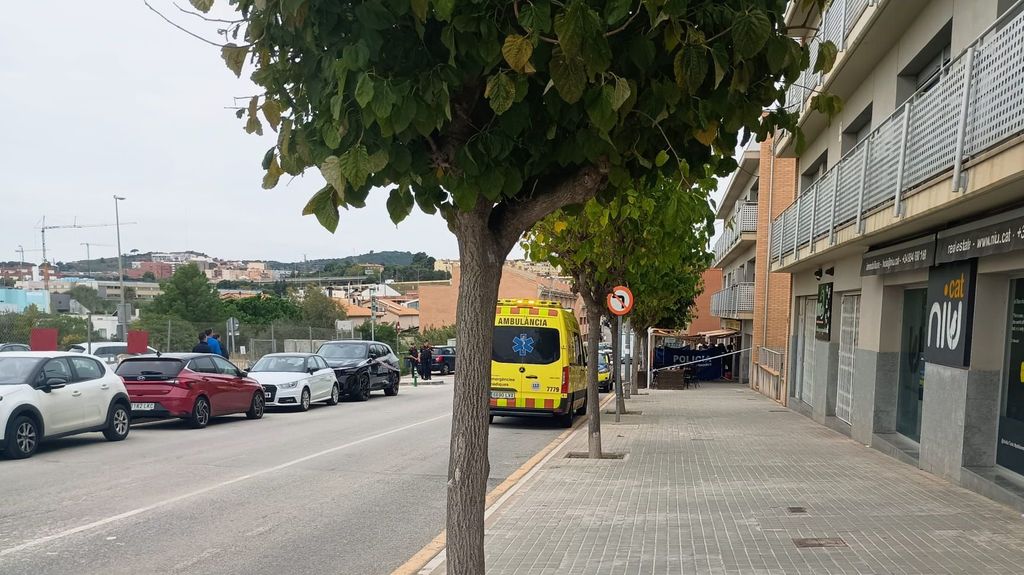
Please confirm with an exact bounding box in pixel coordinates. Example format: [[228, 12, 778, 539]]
[[131, 403, 155, 411], [490, 391, 515, 399], [264, 392, 272, 399]]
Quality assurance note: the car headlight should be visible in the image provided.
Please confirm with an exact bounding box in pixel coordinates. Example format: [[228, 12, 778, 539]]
[[279, 381, 298, 389]]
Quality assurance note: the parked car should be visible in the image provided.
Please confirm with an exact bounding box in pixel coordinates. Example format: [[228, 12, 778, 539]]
[[598, 352, 614, 393], [115, 353, 264, 428], [68, 342, 158, 365], [316, 340, 400, 401], [246, 353, 340, 411], [431, 346, 456, 375], [0, 352, 131, 459], [0, 343, 31, 353]]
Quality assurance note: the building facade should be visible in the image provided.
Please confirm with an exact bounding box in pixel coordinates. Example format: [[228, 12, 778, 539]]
[[683, 268, 723, 336], [770, 0, 1024, 510]]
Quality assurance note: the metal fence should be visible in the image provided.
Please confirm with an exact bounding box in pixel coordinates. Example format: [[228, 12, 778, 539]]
[[710, 283, 755, 318], [755, 346, 785, 402], [712, 202, 758, 265], [772, 6, 1024, 263]]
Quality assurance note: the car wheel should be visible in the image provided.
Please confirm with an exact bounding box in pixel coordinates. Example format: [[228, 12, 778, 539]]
[[298, 388, 311, 412], [246, 392, 265, 419], [326, 383, 340, 406], [575, 397, 587, 416], [384, 372, 399, 396], [353, 373, 371, 402], [190, 397, 211, 429], [559, 407, 574, 428], [103, 403, 131, 441], [488, 414, 494, 424], [5, 415, 39, 459], [441, 364, 451, 376]]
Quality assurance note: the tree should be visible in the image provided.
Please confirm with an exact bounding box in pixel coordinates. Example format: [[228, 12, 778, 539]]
[[225, 293, 302, 325], [141, 271, 157, 282], [357, 320, 399, 351], [298, 285, 347, 329], [147, 263, 225, 322], [68, 285, 115, 314], [524, 174, 714, 457], [186, 0, 831, 570]]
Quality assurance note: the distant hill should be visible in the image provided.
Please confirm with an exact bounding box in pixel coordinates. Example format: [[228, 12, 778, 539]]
[[267, 251, 424, 271]]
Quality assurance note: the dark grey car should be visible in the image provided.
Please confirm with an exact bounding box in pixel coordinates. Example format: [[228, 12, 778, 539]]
[[316, 340, 400, 401]]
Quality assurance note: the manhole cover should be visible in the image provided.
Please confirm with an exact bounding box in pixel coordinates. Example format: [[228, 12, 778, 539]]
[[793, 537, 847, 548], [786, 506, 807, 514]]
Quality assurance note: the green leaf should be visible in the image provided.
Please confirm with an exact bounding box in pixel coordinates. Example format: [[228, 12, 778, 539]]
[[371, 82, 394, 118], [518, 0, 552, 32], [319, 155, 347, 193], [354, 0, 395, 30], [654, 150, 669, 167], [732, 9, 771, 58], [261, 147, 275, 170], [604, 0, 631, 25], [502, 34, 535, 74], [548, 49, 587, 104], [262, 156, 283, 189], [302, 186, 340, 233], [710, 45, 729, 89], [322, 123, 341, 149], [435, 0, 455, 21], [410, 0, 428, 22], [765, 36, 789, 74], [814, 40, 839, 75], [339, 144, 372, 188], [261, 98, 282, 131], [386, 185, 415, 224], [450, 182, 477, 210], [368, 148, 390, 173], [610, 77, 631, 111], [581, 34, 612, 78], [188, 0, 214, 13], [673, 46, 707, 92], [485, 73, 516, 115], [554, 0, 598, 58], [221, 44, 248, 78], [355, 74, 375, 108], [244, 96, 263, 135], [585, 86, 616, 133]]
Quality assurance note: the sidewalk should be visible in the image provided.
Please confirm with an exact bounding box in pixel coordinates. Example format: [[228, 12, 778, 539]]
[[435, 385, 1024, 574]]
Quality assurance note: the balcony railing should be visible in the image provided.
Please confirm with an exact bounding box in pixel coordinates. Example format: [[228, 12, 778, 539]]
[[711, 282, 755, 319], [786, 0, 872, 113], [712, 202, 758, 265], [771, 7, 1024, 264], [758, 347, 784, 373]]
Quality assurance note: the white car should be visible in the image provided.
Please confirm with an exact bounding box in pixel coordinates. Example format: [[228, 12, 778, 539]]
[[0, 352, 132, 459], [67, 342, 159, 365], [246, 353, 340, 411]]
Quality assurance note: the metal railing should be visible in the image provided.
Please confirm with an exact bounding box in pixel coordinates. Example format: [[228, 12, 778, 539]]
[[786, 0, 874, 113], [712, 202, 758, 265], [710, 282, 755, 318], [755, 346, 786, 401], [758, 347, 784, 373], [772, 6, 1024, 263]]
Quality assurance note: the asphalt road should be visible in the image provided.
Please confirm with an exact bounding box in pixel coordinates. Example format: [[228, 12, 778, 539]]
[[0, 378, 567, 575]]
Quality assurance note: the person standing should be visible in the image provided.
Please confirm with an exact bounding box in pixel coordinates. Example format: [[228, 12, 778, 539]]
[[420, 344, 432, 381], [407, 347, 420, 376], [192, 332, 213, 354], [212, 333, 229, 359], [205, 329, 223, 356]]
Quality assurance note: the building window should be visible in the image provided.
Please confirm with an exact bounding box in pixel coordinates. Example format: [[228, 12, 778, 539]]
[[841, 104, 872, 155], [801, 151, 828, 191], [896, 21, 952, 105]]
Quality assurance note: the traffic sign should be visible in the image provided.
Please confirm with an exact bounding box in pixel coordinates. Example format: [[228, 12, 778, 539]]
[[607, 285, 634, 316]]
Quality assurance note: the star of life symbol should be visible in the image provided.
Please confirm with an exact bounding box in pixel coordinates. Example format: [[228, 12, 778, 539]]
[[512, 333, 534, 357]]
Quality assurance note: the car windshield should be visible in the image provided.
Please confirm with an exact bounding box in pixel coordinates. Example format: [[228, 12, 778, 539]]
[[115, 359, 185, 378], [0, 357, 43, 385], [250, 356, 307, 373], [318, 343, 367, 360]]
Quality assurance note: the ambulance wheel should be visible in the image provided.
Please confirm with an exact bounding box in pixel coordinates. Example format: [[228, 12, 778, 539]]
[[488, 414, 494, 424], [575, 398, 587, 416], [559, 409, 573, 428]]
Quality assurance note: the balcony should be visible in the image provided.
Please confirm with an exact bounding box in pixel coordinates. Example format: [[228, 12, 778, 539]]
[[712, 202, 758, 268], [770, 6, 1024, 271], [711, 283, 755, 320]]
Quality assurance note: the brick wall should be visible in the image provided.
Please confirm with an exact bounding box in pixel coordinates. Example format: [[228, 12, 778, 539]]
[[751, 134, 797, 401], [685, 268, 723, 334]]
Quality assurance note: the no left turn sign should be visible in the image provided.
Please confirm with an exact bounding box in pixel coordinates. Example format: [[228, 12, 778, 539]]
[[607, 285, 634, 316]]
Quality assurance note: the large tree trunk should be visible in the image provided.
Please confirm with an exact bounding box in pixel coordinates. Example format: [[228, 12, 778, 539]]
[[582, 290, 603, 458], [446, 215, 504, 575]]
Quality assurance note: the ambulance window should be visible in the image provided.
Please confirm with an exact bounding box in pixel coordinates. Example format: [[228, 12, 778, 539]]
[[492, 327, 560, 364]]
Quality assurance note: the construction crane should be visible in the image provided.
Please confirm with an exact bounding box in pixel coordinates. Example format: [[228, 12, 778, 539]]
[[80, 242, 112, 278], [37, 217, 136, 291], [15, 245, 43, 265]]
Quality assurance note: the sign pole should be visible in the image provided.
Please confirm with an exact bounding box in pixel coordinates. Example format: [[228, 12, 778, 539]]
[[615, 314, 622, 422]]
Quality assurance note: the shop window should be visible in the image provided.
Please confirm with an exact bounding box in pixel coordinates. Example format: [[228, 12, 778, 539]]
[[997, 279, 1024, 475]]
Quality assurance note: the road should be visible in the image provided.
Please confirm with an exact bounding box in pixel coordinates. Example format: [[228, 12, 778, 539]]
[[0, 379, 567, 575]]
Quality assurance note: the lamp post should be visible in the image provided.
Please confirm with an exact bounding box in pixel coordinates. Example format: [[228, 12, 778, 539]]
[[114, 195, 127, 340]]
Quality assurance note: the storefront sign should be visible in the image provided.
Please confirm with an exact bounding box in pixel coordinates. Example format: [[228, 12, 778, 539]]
[[815, 282, 833, 341], [924, 260, 976, 368], [936, 206, 1024, 264], [861, 235, 935, 276]]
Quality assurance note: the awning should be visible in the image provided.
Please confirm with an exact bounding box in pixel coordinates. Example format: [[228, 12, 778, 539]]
[[698, 328, 738, 338]]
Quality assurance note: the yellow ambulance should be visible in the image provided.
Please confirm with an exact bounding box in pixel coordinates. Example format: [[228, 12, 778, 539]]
[[489, 299, 587, 427]]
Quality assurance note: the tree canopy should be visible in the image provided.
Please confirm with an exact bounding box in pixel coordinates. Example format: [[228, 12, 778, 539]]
[[299, 285, 348, 328], [147, 264, 225, 322]]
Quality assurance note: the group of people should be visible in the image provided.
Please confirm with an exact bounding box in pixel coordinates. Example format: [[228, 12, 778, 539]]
[[193, 329, 230, 359], [407, 343, 434, 380]]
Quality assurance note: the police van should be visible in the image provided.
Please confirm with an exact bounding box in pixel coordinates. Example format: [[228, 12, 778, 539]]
[[489, 299, 587, 427]]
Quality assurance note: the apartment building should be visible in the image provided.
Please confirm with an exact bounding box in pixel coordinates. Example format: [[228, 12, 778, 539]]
[[711, 139, 799, 392], [769, 0, 1024, 509]]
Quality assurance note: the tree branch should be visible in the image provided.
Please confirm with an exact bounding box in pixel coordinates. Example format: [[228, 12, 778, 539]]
[[143, 0, 225, 47], [492, 161, 610, 252]]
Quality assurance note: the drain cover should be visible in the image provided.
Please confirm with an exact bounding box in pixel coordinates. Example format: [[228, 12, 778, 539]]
[[793, 537, 847, 548], [565, 451, 626, 460], [786, 506, 807, 514]]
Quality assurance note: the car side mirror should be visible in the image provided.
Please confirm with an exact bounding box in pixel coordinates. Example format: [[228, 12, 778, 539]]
[[307, 367, 317, 374], [42, 377, 68, 392], [240, 370, 248, 377]]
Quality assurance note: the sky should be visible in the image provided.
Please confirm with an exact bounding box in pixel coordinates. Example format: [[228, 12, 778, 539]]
[[0, 2, 724, 268]]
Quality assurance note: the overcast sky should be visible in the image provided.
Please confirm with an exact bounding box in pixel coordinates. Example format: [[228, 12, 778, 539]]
[[0, 2, 724, 268]]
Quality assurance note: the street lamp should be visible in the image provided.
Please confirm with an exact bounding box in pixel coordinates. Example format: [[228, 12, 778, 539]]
[[113, 195, 127, 340]]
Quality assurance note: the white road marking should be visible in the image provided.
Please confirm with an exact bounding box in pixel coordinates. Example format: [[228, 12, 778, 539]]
[[0, 412, 452, 558]]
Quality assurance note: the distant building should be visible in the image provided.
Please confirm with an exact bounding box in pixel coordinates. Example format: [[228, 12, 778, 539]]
[[0, 263, 35, 282], [96, 281, 162, 301], [683, 269, 723, 337], [376, 298, 420, 330], [0, 288, 51, 313], [126, 261, 174, 280]]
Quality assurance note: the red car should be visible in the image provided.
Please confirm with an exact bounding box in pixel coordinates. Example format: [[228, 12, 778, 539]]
[[115, 353, 265, 428]]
